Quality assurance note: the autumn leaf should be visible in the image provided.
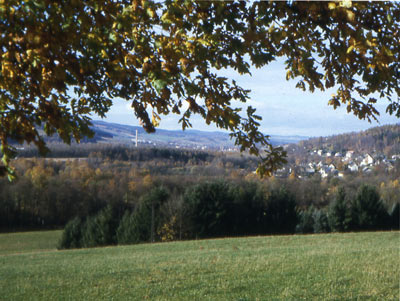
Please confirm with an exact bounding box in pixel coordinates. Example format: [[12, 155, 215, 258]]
[[0, 0, 399, 179]]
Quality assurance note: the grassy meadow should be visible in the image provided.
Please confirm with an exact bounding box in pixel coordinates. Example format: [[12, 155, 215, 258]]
[[0, 230, 399, 300]]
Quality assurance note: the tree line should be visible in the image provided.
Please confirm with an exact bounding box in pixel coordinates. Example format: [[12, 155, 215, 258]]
[[58, 180, 399, 249], [297, 124, 400, 157], [1, 145, 399, 232]]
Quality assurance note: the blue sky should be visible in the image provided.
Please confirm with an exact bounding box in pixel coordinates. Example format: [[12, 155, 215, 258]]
[[100, 58, 398, 138]]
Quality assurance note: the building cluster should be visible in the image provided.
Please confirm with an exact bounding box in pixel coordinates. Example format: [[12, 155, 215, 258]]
[[131, 138, 239, 152], [275, 149, 399, 179]]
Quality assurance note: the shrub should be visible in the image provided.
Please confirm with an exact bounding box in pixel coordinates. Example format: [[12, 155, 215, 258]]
[[157, 215, 178, 242], [296, 207, 314, 234], [230, 181, 267, 236], [184, 181, 235, 238], [116, 210, 141, 245], [264, 188, 298, 234], [184, 183, 298, 238], [81, 205, 120, 247], [313, 209, 330, 233], [117, 187, 169, 244], [58, 217, 83, 249], [350, 184, 389, 231], [328, 187, 349, 232], [81, 216, 102, 247]]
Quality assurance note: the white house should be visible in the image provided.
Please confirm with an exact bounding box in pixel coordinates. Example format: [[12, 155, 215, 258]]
[[305, 167, 315, 175], [328, 163, 337, 171], [274, 167, 290, 178], [348, 162, 359, 172], [345, 151, 355, 160], [319, 166, 330, 178], [384, 161, 394, 171], [360, 154, 374, 166]]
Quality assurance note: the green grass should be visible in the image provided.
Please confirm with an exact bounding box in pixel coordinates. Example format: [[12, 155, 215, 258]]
[[0, 231, 399, 300], [0, 230, 62, 255]]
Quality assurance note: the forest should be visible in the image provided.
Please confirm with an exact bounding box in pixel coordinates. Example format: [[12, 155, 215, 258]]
[[295, 124, 400, 157], [0, 139, 398, 249]]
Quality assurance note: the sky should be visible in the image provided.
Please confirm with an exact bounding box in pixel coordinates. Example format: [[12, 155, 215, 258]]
[[100, 58, 399, 138]]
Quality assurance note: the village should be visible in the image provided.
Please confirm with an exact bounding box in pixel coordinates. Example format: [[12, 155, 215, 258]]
[[275, 148, 400, 179]]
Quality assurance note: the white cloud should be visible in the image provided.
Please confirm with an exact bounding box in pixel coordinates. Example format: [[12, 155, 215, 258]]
[[101, 60, 399, 136]]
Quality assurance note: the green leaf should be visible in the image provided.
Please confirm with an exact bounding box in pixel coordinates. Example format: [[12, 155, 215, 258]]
[[109, 32, 117, 43], [152, 79, 168, 93], [7, 167, 16, 182]]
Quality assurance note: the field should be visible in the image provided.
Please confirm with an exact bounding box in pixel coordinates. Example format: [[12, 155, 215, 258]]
[[0, 231, 399, 300]]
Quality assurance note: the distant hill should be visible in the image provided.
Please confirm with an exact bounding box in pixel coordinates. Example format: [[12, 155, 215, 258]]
[[31, 120, 400, 155], [297, 123, 400, 156], [86, 120, 308, 149]]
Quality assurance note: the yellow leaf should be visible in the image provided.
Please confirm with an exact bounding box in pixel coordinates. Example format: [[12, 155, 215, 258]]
[[328, 2, 336, 10], [26, 49, 33, 59], [286, 70, 293, 80], [152, 112, 160, 127], [147, 7, 156, 18], [346, 10, 355, 22], [268, 25, 274, 34], [347, 45, 354, 54], [228, 119, 237, 127], [340, 0, 352, 8]]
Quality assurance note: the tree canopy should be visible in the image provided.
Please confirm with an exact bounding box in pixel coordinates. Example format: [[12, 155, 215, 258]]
[[1, 0, 399, 179]]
